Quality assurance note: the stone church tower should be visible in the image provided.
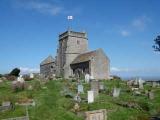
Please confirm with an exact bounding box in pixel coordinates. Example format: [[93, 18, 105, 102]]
[[56, 30, 88, 78]]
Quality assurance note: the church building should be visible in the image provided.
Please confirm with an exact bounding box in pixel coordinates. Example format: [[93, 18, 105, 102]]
[[40, 30, 110, 79]]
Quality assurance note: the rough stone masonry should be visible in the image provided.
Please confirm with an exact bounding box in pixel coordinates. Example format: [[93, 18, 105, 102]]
[[40, 30, 110, 79]]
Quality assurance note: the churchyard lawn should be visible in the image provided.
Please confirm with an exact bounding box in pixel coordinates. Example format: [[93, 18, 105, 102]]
[[0, 79, 160, 120]]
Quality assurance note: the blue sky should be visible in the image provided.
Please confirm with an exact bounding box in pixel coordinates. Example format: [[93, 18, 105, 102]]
[[0, 0, 160, 78]]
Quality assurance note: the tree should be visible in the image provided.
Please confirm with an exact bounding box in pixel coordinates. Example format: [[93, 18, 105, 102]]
[[153, 35, 160, 52], [10, 68, 20, 77]]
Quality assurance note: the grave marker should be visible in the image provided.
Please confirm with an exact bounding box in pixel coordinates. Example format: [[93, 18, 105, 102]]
[[88, 91, 94, 103], [78, 84, 84, 93], [91, 80, 99, 98], [85, 109, 107, 120], [113, 88, 121, 97]]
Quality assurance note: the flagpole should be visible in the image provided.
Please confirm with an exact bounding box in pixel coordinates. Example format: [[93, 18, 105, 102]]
[[67, 16, 73, 31]]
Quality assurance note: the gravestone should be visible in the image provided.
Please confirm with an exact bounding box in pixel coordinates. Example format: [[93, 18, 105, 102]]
[[85, 74, 90, 83], [88, 91, 94, 103], [138, 78, 144, 89], [74, 93, 81, 103], [78, 84, 84, 93], [2, 101, 11, 107], [113, 88, 121, 97], [99, 82, 104, 91], [85, 109, 107, 120], [30, 73, 34, 79], [91, 80, 99, 98], [148, 91, 154, 100]]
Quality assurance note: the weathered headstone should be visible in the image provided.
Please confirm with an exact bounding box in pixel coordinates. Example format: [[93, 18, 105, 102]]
[[91, 80, 99, 98], [113, 88, 121, 97], [138, 78, 144, 89], [99, 82, 104, 91], [85, 109, 107, 120], [74, 93, 81, 103], [85, 74, 90, 83], [0, 101, 12, 112], [78, 84, 84, 93], [30, 73, 34, 79], [88, 91, 94, 103], [2, 101, 11, 107], [148, 91, 154, 100]]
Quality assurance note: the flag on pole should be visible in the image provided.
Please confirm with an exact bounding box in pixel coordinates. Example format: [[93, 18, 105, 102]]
[[67, 16, 73, 20]]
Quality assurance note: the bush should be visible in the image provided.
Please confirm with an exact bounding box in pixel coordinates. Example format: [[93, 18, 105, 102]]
[[6, 75, 16, 81]]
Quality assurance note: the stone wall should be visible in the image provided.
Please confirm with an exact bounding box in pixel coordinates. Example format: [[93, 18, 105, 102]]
[[90, 49, 110, 80], [40, 62, 56, 78]]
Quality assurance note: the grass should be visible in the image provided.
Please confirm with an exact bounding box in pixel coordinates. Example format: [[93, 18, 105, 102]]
[[0, 79, 160, 120]]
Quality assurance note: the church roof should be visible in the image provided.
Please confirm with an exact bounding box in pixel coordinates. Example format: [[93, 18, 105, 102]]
[[71, 49, 102, 64], [40, 56, 55, 66]]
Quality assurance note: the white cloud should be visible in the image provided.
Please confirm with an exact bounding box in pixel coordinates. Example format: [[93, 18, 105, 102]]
[[132, 16, 151, 30], [120, 30, 130, 37], [111, 67, 129, 72], [20, 67, 40, 74], [14, 0, 63, 16]]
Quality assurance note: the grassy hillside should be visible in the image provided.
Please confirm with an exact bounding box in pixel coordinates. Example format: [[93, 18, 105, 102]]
[[0, 79, 160, 120]]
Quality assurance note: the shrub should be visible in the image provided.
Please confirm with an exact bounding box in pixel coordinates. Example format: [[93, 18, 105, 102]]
[[6, 75, 16, 81]]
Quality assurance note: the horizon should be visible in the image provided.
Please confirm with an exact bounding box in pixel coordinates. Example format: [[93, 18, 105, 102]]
[[0, 0, 160, 79]]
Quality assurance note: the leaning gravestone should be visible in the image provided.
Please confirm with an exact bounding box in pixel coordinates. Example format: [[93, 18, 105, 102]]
[[85, 109, 107, 120], [88, 91, 94, 103], [78, 84, 84, 93], [113, 88, 121, 97], [91, 80, 99, 98]]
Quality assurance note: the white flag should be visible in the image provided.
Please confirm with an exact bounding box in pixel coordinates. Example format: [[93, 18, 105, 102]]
[[67, 16, 73, 20]]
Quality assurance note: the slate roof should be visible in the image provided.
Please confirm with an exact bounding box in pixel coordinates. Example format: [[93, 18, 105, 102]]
[[71, 49, 101, 64], [40, 56, 55, 65]]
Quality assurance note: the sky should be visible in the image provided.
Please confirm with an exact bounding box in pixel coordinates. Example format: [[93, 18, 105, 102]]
[[0, 0, 160, 79]]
